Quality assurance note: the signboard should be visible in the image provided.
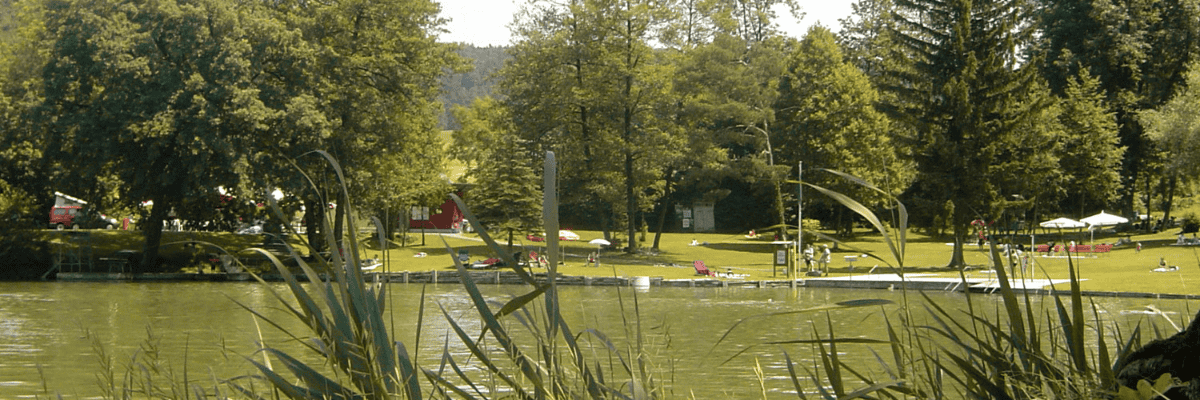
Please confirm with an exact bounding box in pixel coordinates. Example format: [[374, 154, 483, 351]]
[[775, 249, 787, 265]]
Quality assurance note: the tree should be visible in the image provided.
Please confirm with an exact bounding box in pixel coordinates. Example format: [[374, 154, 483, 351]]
[[39, 0, 311, 270], [502, 0, 617, 234], [450, 96, 506, 171], [1056, 69, 1124, 217], [884, 0, 1061, 267], [503, 0, 677, 252], [470, 135, 542, 252], [0, 0, 59, 223], [1142, 62, 1200, 228], [838, 0, 897, 78], [668, 0, 795, 238], [438, 45, 510, 130], [258, 0, 462, 249], [451, 96, 542, 251], [773, 25, 907, 236], [1034, 0, 1200, 217]]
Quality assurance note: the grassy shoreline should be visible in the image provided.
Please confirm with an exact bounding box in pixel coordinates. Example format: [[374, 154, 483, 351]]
[[37, 226, 1200, 296]]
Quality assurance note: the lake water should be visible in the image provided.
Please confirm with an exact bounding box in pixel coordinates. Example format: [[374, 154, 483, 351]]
[[1, 281, 1194, 399]]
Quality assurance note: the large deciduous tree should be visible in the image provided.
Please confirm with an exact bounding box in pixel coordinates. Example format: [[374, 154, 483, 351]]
[[885, 0, 1061, 267], [774, 25, 907, 236], [39, 0, 307, 269], [1142, 62, 1200, 228], [668, 0, 795, 238], [503, 0, 676, 252], [265, 0, 462, 247]]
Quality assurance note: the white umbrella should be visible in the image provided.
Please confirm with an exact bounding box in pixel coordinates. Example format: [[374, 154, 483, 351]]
[[1039, 217, 1086, 229], [587, 238, 610, 267], [1081, 211, 1129, 227], [1082, 211, 1129, 245]]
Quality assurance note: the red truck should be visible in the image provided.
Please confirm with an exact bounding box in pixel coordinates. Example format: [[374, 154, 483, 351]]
[[49, 205, 81, 230]]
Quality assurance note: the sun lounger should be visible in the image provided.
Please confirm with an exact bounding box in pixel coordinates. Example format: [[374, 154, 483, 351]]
[[693, 260, 715, 277]]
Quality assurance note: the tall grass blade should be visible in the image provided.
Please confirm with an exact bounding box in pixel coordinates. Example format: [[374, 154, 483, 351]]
[[1093, 301, 1116, 388], [436, 339, 486, 398], [841, 380, 905, 399], [1067, 254, 1088, 373], [985, 242, 1030, 362], [395, 341, 422, 400], [817, 318, 844, 398], [434, 303, 529, 396], [883, 313, 905, 381], [782, 351, 809, 400], [446, 239, 551, 391]]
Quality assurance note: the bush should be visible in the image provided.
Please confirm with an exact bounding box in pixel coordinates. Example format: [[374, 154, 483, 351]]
[[1181, 213, 1200, 234]]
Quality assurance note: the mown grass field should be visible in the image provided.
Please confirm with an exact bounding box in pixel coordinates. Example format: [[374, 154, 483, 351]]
[[47, 222, 1200, 296]]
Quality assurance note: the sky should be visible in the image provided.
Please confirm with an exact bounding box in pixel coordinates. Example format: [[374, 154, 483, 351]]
[[436, 0, 857, 47]]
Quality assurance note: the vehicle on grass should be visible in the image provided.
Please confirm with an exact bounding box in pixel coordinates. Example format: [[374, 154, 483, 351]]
[[51, 206, 121, 230], [75, 210, 120, 229], [49, 205, 81, 230]]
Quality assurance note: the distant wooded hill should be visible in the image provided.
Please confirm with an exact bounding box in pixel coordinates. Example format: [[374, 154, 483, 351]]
[[438, 44, 510, 130]]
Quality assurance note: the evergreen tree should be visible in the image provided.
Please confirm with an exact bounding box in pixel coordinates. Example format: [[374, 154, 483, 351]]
[[469, 134, 543, 253], [1057, 69, 1124, 217], [885, 0, 1061, 267], [1034, 0, 1200, 216]]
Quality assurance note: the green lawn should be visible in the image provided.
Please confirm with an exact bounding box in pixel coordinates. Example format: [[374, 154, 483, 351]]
[[357, 227, 1200, 295], [44, 223, 1200, 296]]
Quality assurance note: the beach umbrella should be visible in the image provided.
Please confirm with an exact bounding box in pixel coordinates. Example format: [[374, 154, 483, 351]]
[[1081, 211, 1129, 227], [1082, 211, 1129, 244], [1039, 217, 1086, 229], [588, 238, 611, 267]]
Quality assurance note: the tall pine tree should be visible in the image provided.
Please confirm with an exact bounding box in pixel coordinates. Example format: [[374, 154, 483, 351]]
[[885, 0, 1060, 267]]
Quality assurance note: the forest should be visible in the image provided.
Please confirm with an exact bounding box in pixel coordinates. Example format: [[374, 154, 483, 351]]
[[1, 0, 1199, 269]]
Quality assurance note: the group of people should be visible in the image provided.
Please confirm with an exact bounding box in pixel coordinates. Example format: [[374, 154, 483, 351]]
[[999, 243, 1032, 274], [804, 244, 832, 271]]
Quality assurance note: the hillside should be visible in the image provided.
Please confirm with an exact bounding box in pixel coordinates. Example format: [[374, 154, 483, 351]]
[[437, 44, 510, 130]]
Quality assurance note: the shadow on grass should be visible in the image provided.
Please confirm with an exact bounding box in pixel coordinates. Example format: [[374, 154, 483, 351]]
[[702, 242, 778, 254]]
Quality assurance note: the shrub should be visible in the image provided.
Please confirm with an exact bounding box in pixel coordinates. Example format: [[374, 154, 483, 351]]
[[1181, 213, 1199, 234]]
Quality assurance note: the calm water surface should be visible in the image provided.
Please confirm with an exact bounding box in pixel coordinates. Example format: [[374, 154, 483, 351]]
[[1, 281, 1195, 399]]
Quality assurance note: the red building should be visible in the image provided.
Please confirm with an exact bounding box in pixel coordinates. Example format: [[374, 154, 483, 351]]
[[409, 192, 465, 232]]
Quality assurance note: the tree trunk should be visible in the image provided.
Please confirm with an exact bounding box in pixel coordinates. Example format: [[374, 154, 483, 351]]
[[1162, 174, 1178, 232], [652, 168, 675, 251], [625, 150, 636, 253], [304, 198, 325, 253], [140, 197, 171, 272], [1144, 177, 1152, 231], [947, 209, 967, 269], [773, 179, 787, 240]]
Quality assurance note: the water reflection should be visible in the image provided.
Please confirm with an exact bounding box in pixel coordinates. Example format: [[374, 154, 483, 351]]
[[0, 281, 1193, 399]]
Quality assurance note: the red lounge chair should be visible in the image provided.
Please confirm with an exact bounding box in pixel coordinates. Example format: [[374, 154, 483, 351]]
[[694, 260, 715, 277]]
